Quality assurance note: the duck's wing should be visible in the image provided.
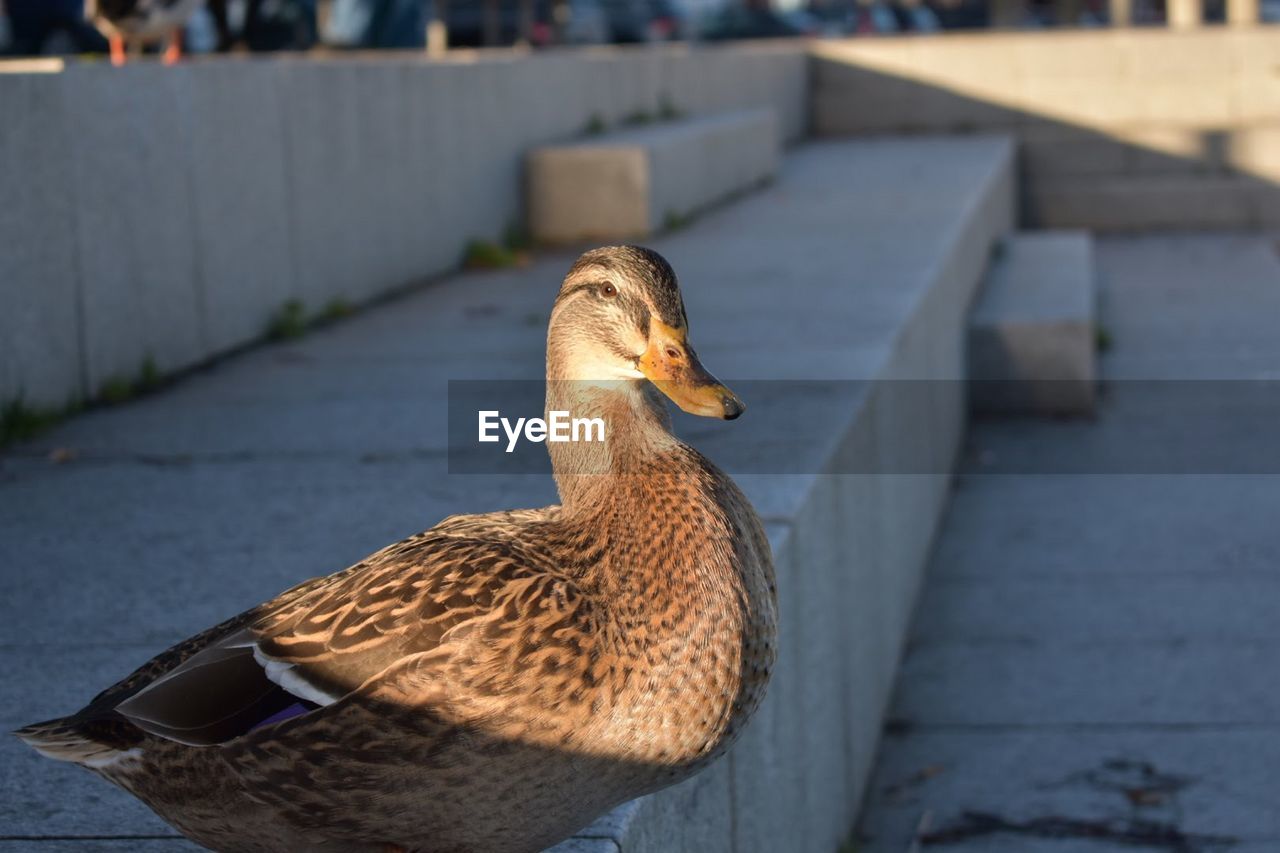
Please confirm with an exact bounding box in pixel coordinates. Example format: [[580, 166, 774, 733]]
[[109, 521, 585, 746], [18, 572, 337, 759], [86, 573, 335, 712]]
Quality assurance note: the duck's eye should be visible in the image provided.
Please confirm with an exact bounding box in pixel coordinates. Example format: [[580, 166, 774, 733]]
[[600, 283, 617, 298], [665, 346, 682, 360]]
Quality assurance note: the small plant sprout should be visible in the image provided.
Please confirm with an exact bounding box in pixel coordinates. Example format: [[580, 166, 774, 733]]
[[267, 299, 308, 341], [463, 239, 521, 270]]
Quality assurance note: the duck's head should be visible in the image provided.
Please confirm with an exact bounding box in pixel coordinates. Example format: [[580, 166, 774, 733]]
[[549, 246, 744, 420]]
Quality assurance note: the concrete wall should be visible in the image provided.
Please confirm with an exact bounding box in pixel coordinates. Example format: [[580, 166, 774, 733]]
[[811, 28, 1280, 231], [0, 45, 807, 408]]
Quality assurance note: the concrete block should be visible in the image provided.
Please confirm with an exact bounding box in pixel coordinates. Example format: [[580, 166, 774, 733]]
[[1016, 79, 1146, 128], [786, 480, 858, 852], [728, 524, 806, 853], [1253, 178, 1280, 228], [1231, 49, 1280, 123], [1119, 28, 1233, 75], [1226, 124, 1280, 181], [621, 760, 733, 853], [182, 61, 297, 354], [811, 69, 1021, 136], [59, 64, 206, 392], [1120, 125, 1222, 174], [1018, 127, 1128, 178], [0, 48, 809, 407], [1134, 82, 1235, 126], [526, 109, 778, 244], [0, 72, 82, 407], [1025, 175, 1257, 230], [277, 61, 413, 307], [1009, 30, 1130, 80], [969, 231, 1096, 416]]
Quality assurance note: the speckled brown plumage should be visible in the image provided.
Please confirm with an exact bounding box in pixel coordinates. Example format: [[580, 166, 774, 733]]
[[16, 246, 777, 853]]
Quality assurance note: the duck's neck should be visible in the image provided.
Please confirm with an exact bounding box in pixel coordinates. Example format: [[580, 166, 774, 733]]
[[545, 362, 683, 517]]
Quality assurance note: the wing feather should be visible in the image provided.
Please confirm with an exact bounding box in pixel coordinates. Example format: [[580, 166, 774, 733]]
[[104, 512, 571, 746]]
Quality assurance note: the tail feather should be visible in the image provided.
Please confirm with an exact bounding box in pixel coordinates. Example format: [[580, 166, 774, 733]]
[[14, 718, 142, 769]]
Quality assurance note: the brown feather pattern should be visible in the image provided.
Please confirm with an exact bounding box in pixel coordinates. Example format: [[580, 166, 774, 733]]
[[15, 247, 777, 853]]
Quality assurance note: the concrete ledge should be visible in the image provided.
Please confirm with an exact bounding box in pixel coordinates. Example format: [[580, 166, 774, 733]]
[[549, 135, 1014, 851], [1025, 174, 1280, 230], [525, 109, 779, 244], [0, 136, 1012, 851], [969, 231, 1096, 417]]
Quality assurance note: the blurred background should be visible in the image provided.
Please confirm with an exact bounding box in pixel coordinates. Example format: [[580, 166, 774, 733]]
[[3, 0, 1273, 59]]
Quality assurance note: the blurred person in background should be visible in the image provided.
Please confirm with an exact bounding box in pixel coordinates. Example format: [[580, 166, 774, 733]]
[[0, 0, 107, 55], [208, 0, 317, 51], [323, 0, 426, 47]]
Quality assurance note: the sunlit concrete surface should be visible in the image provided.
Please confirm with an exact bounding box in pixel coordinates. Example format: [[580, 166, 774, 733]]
[[0, 45, 807, 409], [811, 28, 1280, 231], [526, 108, 778, 243], [0, 136, 1012, 851], [857, 233, 1280, 852]]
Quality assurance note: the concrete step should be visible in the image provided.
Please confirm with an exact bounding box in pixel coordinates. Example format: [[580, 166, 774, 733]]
[[969, 231, 1097, 417], [525, 109, 779, 245], [1025, 175, 1280, 231], [1, 136, 1014, 853]]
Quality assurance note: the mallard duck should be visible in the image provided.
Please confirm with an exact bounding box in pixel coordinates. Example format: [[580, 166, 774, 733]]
[[16, 246, 778, 853], [89, 0, 203, 65]]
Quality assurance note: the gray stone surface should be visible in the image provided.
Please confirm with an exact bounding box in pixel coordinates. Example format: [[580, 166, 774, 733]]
[[60, 64, 207, 393], [526, 109, 779, 244], [969, 231, 1096, 416], [184, 62, 297, 354], [0, 136, 1013, 850], [857, 232, 1280, 852], [0, 72, 82, 408], [0, 46, 809, 409], [1027, 174, 1270, 231], [810, 29, 1280, 232]]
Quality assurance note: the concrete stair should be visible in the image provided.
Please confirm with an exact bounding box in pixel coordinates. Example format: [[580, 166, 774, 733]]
[[969, 231, 1097, 417], [525, 109, 779, 245]]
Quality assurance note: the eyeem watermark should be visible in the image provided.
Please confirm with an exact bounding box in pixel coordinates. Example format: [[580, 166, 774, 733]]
[[478, 410, 606, 453]]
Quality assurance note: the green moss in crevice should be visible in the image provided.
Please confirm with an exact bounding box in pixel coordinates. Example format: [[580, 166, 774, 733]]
[[658, 95, 682, 121], [663, 209, 694, 232], [463, 239, 521, 270], [97, 354, 165, 406], [319, 298, 354, 324], [0, 397, 69, 448], [266, 299, 308, 341]]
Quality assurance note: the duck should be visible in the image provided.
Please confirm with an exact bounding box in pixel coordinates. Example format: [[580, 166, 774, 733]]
[[16, 246, 778, 853], [88, 0, 203, 65]]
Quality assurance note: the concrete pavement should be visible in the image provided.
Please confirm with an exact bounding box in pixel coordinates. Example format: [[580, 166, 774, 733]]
[[857, 233, 1280, 852]]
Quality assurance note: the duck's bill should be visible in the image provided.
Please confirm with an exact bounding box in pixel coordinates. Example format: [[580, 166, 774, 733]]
[[638, 319, 745, 420]]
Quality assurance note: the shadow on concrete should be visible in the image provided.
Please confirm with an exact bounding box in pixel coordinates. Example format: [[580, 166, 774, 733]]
[[809, 32, 1280, 230]]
